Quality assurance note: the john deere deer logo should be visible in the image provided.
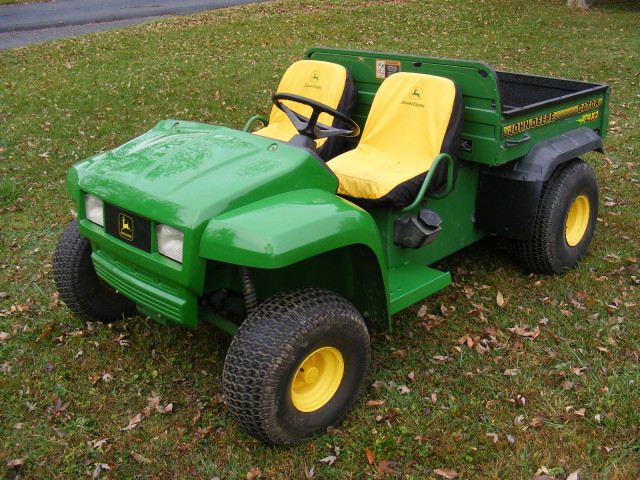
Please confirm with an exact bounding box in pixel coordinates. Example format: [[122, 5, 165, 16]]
[[119, 213, 134, 241], [311, 72, 320, 83], [410, 87, 423, 100]]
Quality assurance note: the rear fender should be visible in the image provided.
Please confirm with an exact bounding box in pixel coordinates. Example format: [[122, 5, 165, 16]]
[[476, 128, 603, 240]]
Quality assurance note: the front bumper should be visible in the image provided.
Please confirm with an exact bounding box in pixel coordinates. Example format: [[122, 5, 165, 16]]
[[91, 247, 197, 326]]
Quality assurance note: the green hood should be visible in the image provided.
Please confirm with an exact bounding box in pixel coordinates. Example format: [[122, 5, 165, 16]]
[[68, 120, 338, 228]]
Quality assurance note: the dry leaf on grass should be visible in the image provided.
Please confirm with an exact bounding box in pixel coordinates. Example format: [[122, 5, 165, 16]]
[[6, 457, 26, 470], [304, 465, 315, 479], [378, 460, 397, 475], [434, 468, 459, 479], [530, 415, 545, 428], [397, 385, 411, 394], [121, 413, 142, 431], [508, 325, 540, 339], [131, 452, 152, 464], [319, 455, 337, 466], [47, 397, 70, 414], [366, 446, 375, 464], [326, 425, 340, 435], [497, 291, 506, 307], [246, 467, 262, 479]]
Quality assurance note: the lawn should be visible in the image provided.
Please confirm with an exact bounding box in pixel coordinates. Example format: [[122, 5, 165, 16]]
[[1, 0, 639, 478]]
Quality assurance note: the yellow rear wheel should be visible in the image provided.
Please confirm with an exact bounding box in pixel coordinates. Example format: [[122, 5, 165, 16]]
[[291, 347, 344, 412], [565, 194, 590, 247]]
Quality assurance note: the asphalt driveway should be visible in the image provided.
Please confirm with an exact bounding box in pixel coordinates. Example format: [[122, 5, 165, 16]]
[[0, 0, 268, 49]]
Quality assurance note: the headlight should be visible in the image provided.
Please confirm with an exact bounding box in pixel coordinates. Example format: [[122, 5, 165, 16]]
[[84, 194, 104, 227], [157, 224, 184, 263]]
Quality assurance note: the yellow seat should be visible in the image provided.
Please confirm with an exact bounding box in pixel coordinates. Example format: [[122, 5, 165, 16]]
[[253, 60, 357, 160], [328, 72, 463, 209]]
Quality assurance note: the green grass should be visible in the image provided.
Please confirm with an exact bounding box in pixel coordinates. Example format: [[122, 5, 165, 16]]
[[1, 0, 639, 478], [0, 0, 46, 5]]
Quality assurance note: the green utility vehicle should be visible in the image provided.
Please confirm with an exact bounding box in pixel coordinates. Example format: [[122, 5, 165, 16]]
[[53, 48, 610, 446]]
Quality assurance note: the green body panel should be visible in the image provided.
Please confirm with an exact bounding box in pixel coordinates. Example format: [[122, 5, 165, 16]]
[[199, 189, 385, 270], [388, 265, 451, 315], [63, 48, 609, 330], [371, 163, 486, 271]]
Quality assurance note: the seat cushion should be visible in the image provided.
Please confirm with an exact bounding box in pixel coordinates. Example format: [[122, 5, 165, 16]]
[[253, 60, 357, 160], [328, 72, 463, 209]]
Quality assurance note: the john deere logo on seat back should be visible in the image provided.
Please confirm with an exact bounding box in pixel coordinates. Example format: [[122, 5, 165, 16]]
[[119, 213, 134, 241], [305, 72, 322, 89], [401, 86, 425, 108]]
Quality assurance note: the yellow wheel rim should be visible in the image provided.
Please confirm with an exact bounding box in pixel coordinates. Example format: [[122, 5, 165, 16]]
[[565, 194, 590, 247], [290, 347, 344, 413]]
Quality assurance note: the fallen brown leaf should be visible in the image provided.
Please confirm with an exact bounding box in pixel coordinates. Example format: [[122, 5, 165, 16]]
[[121, 413, 142, 431], [377, 460, 397, 475], [131, 452, 152, 464], [47, 396, 70, 414], [366, 446, 375, 464], [397, 385, 410, 394], [326, 425, 340, 435], [304, 465, 315, 479], [6, 457, 26, 470], [319, 455, 337, 466], [246, 467, 262, 479], [486, 432, 499, 443], [434, 468, 459, 479]]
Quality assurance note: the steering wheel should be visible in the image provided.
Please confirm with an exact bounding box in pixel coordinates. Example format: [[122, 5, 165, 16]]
[[273, 93, 360, 140]]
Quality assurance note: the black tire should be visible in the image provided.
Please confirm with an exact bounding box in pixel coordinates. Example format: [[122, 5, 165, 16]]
[[222, 288, 371, 446], [53, 219, 136, 322], [510, 159, 598, 274]]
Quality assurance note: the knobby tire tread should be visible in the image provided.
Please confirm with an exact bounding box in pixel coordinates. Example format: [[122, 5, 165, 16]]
[[510, 160, 598, 274], [222, 288, 370, 446], [53, 219, 136, 322]]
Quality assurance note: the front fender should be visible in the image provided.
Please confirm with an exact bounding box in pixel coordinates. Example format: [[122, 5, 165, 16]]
[[199, 189, 386, 272]]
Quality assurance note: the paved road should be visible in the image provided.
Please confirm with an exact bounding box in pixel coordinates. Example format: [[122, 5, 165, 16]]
[[0, 0, 267, 49]]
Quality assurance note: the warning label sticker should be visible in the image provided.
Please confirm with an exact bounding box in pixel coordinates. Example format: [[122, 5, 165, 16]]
[[376, 59, 401, 79]]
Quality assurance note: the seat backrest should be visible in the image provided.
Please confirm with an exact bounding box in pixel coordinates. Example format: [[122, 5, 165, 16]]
[[328, 72, 463, 209], [253, 60, 357, 160]]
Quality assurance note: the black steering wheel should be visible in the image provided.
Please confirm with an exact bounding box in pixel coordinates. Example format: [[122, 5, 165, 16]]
[[273, 93, 360, 140]]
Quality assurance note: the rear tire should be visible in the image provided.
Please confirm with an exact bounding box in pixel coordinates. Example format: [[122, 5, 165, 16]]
[[510, 159, 598, 274], [53, 219, 136, 322], [222, 288, 371, 446]]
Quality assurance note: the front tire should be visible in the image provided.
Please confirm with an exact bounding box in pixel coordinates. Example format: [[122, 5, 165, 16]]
[[53, 219, 136, 322], [222, 288, 371, 446], [510, 159, 598, 274]]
